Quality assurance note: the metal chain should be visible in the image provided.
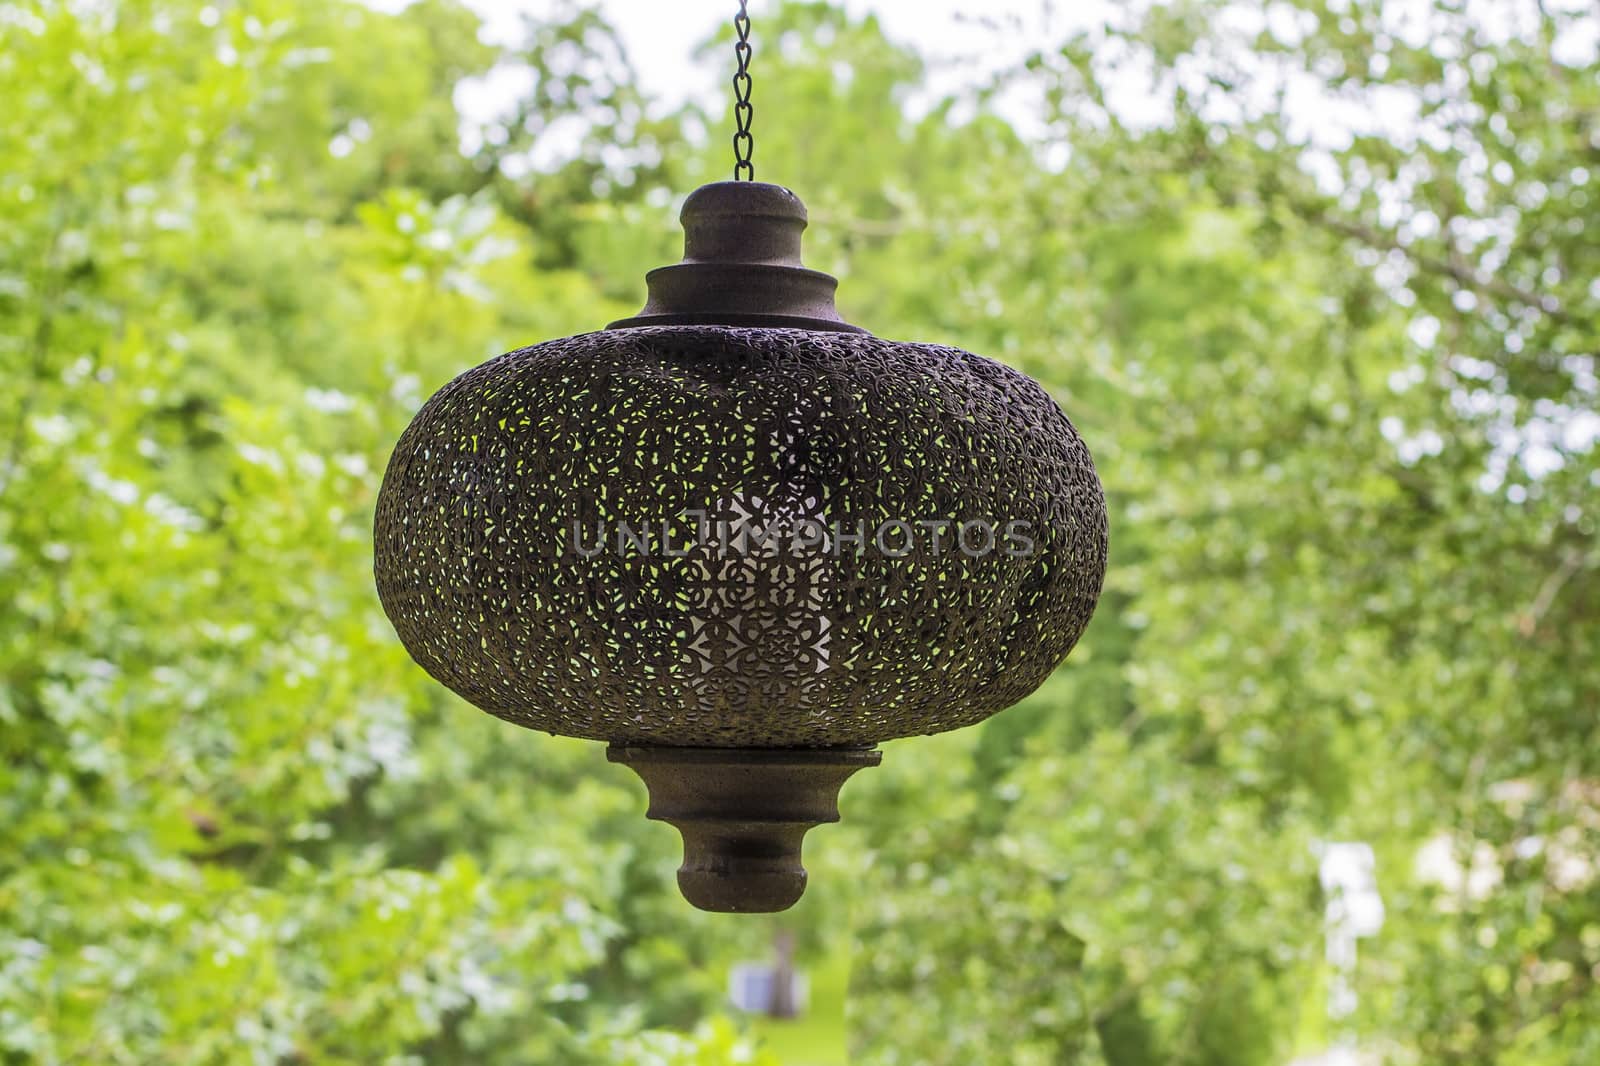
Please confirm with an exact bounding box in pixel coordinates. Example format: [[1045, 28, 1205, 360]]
[[732, 0, 754, 180]]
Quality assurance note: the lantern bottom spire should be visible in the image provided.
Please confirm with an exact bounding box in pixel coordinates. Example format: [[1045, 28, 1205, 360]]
[[607, 744, 881, 912]]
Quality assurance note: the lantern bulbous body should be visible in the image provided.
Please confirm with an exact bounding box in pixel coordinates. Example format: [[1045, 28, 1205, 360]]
[[374, 326, 1105, 747], [372, 182, 1108, 911]]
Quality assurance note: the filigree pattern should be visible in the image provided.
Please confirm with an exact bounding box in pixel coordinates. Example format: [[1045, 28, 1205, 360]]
[[374, 326, 1107, 747]]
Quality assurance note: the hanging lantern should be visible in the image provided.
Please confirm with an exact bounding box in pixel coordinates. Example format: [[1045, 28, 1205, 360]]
[[372, 6, 1107, 912]]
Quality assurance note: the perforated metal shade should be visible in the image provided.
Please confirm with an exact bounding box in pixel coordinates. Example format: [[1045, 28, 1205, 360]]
[[373, 182, 1108, 911]]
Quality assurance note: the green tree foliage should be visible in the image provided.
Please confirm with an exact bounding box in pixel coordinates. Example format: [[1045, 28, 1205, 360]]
[[2, 1, 1594, 1064]]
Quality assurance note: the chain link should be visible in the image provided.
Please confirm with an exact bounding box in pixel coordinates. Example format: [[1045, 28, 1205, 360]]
[[732, 0, 754, 180]]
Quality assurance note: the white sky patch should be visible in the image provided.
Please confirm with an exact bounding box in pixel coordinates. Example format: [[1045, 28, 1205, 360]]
[[451, 0, 1104, 117], [365, 0, 1598, 181], [353, 0, 1600, 155], [362, 0, 1123, 157]]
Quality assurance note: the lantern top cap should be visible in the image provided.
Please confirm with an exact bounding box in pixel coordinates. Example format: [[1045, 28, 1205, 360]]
[[680, 180, 807, 224], [679, 181, 807, 267], [607, 181, 867, 334]]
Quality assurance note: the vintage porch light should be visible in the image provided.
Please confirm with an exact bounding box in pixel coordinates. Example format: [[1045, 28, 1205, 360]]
[[372, 6, 1107, 913]]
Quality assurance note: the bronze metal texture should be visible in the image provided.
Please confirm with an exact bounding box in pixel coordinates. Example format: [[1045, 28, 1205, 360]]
[[373, 324, 1106, 747]]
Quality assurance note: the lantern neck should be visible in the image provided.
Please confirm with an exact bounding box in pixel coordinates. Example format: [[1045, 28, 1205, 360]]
[[607, 181, 868, 334]]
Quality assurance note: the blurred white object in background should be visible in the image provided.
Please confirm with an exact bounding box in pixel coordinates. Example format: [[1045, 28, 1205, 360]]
[[729, 929, 808, 1018], [1312, 841, 1384, 1066], [728, 962, 809, 1017]]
